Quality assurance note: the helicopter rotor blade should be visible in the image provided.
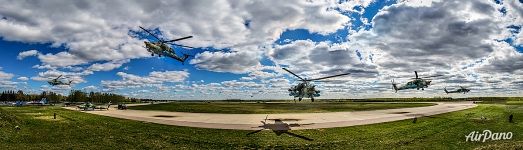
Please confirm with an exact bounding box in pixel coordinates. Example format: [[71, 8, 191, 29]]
[[246, 129, 264, 135], [422, 75, 444, 78], [139, 26, 164, 42], [283, 132, 314, 141], [165, 36, 193, 42], [307, 73, 350, 81], [282, 68, 305, 81], [414, 71, 419, 79], [171, 43, 195, 49]]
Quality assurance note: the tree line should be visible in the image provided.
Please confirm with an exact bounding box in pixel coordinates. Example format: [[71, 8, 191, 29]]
[[0, 90, 132, 103]]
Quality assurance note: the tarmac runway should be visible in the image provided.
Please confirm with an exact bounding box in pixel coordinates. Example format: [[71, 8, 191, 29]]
[[64, 102, 476, 130]]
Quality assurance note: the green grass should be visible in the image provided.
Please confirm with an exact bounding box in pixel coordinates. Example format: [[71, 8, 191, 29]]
[[1, 103, 522, 149], [128, 102, 435, 114]]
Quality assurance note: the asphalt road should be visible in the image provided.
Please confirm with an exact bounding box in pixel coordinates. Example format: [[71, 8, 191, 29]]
[[64, 102, 476, 130]]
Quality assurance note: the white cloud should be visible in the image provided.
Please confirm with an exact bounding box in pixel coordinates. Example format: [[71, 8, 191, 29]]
[[37, 52, 88, 67], [83, 85, 98, 91], [0, 70, 13, 79], [2, 0, 523, 98], [87, 59, 130, 71], [0, 0, 349, 71], [30, 69, 89, 85], [0, 68, 17, 88], [268, 40, 376, 78], [190, 49, 261, 73], [17, 49, 39, 60], [17, 76, 28, 81], [397, 0, 442, 7], [102, 70, 189, 90]]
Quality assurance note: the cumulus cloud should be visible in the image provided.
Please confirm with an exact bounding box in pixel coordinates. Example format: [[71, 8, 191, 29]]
[[0, 70, 14, 79], [331, 0, 523, 96], [17, 49, 39, 60], [17, 76, 28, 81], [0, 68, 17, 88], [367, 0, 503, 72], [102, 70, 189, 90], [0, 0, 349, 71], [30, 69, 89, 85], [2, 0, 523, 98], [87, 59, 130, 71], [190, 49, 261, 73], [268, 40, 376, 78]]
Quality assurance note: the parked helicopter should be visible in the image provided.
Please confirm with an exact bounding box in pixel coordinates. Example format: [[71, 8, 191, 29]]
[[283, 68, 350, 102], [48, 75, 72, 86], [444, 86, 470, 94], [138, 26, 194, 64], [392, 71, 442, 92]]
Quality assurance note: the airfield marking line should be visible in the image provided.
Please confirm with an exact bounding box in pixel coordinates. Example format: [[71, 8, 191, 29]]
[[64, 102, 476, 130]]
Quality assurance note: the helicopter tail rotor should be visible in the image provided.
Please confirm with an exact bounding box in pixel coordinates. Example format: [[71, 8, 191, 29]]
[[391, 79, 398, 93]]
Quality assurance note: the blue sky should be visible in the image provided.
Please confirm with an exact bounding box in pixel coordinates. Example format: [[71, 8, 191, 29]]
[[0, 0, 522, 99]]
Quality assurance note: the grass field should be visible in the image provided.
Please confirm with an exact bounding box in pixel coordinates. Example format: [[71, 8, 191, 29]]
[[1, 102, 522, 149], [128, 102, 435, 114]]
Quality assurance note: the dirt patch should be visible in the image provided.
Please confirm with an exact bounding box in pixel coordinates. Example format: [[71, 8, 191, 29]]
[[34, 116, 63, 121]]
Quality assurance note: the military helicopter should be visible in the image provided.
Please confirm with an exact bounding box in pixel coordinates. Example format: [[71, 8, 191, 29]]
[[392, 71, 442, 92], [138, 26, 194, 64], [47, 75, 73, 86], [283, 68, 350, 102], [444, 86, 470, 94]]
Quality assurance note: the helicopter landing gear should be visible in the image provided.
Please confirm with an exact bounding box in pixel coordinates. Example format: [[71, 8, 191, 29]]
[[298, 98, 302, 101], [311, 97, 314, 102], [422, 88, 424, 90], [151, 53, 154, 56]]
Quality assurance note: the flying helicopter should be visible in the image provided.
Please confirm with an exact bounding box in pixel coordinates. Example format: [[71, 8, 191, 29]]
[[444, 86, 470, 94], [47, 75, 73, 86], [391, 71, 442, 92], [138, 26, 194, 64], [282, 68, 350, 102]]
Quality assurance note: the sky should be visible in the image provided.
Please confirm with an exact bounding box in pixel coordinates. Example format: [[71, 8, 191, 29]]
[[0, 0, 522, 100]]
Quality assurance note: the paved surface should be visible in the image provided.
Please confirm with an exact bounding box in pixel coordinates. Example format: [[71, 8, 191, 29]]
[[64, 102, 476, 130]]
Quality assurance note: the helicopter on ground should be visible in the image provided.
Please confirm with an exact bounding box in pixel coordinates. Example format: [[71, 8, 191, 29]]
[[138, 26, 194, 64], [47, 75, 72, 86], [283, 68, 350, 102], [444, 86, 470, 94], [392, 71, 442, 92]]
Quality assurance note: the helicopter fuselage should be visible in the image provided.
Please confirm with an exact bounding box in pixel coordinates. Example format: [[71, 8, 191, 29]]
[[444, 87, 470, 94], [144, 41, 189, 63], [288, 82, 320, 101], [48, 79, 71, 86], [144, 41, 172, 55], [393, 79, 431, 91]]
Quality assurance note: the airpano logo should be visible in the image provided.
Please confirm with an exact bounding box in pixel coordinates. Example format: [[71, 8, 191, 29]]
[[465, 130, 513, 142]]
